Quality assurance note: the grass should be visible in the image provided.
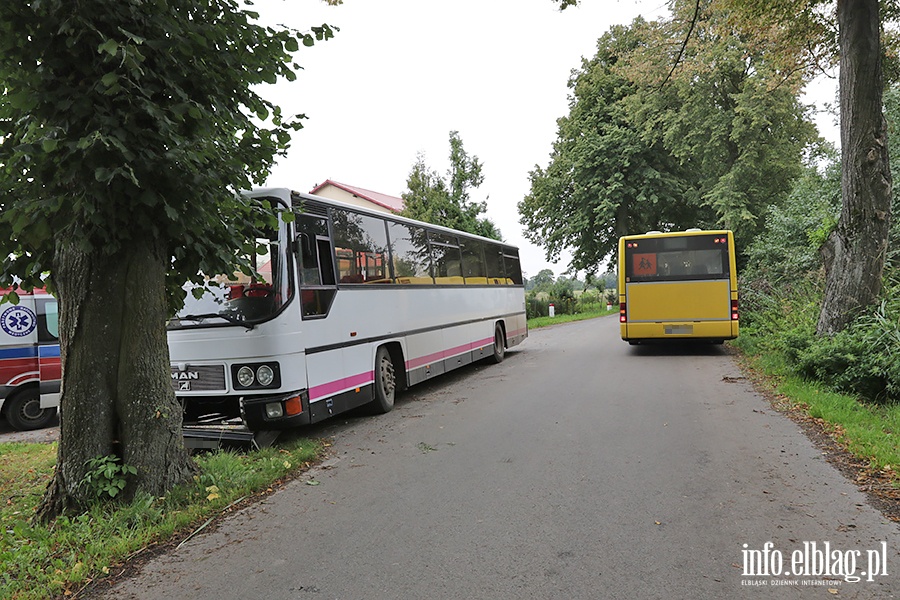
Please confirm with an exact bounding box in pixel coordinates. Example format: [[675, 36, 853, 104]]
[[737, 348, 900, 475], [527, 305, 617, 328], [0, 435, 325, 599]]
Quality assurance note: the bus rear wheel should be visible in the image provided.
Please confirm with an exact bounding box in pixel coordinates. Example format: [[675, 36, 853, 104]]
[[370, 346, 396, 414], [5, 389, 57, 431], [489, 325, 506, 364]]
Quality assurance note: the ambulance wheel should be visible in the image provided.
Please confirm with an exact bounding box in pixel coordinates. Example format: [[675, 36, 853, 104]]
[[370, 346, 396, 414], [5, 389, 57, 431]]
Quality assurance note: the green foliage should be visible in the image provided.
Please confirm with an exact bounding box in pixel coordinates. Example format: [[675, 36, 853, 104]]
[[0, 1, 334, 309], [742, 277, 900, 405], [525, 268, 556, 292], [795, 290, 900, 403], [78, 456, 138, 500], [739, 80, 900, 404], [520, 21, 692, 274], [525, 287, 611, 319], [742, 156, 841, 282], [401, 131, 500, 239], [519, 9, 817, 275], [526, 301, 614, 328]]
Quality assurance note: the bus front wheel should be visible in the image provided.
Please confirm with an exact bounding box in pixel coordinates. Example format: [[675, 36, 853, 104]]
[[371, 346, 396, 414]]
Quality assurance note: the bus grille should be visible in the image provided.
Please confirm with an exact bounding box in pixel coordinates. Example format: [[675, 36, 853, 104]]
[[170, 364, 227, 393]]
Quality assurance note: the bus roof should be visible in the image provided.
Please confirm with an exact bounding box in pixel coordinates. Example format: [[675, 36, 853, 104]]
[[250, 187, 520, 251], [620, 229, 732, 241]]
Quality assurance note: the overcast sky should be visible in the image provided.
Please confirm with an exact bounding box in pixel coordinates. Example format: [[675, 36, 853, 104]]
[[253, 0, 837, 279]]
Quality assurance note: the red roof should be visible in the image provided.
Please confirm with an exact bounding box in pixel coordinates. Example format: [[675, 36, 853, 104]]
[[310, 179, 404, 213]]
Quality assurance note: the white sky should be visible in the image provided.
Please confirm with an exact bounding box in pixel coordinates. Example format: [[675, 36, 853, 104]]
[[253, 0, 837, 279]]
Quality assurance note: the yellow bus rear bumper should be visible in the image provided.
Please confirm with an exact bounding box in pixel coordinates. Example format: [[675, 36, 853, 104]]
[[621, 320, 738, 342]]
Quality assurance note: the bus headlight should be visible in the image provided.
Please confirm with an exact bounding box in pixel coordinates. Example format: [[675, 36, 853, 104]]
[[237, 366, 255, 387], [257, 365, 275, 387], [232, 362, 281, 389]]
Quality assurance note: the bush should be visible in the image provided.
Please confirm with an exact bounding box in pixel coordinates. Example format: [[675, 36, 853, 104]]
[[741, 266, 900, 404], [525, 290, 613, 319], [794, 295, 900, 404]]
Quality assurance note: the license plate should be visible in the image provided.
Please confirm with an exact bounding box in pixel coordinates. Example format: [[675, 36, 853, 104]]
[[664, 325, 694, 335]]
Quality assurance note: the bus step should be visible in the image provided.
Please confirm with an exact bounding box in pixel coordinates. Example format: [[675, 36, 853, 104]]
[[182, 424, 280, 451]]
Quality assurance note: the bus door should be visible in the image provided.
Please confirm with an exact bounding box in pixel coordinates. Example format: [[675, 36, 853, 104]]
[[295, 211, 346, 420], [296, 212, 337, 319]]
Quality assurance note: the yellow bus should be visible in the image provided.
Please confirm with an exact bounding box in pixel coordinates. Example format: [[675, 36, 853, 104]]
[[618, 229, 738, 344]]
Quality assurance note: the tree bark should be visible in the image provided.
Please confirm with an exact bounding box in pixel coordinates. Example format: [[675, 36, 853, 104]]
[[37, 232, 195, 522], [817, 0, 893, 335]]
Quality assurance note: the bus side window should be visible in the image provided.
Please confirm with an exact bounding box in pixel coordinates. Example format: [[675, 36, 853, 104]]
[[430, 233, 463, 285], [461, 240, 487, 285], [502, 248, 523, 285], [388, 222, 433, 285], [334, 210, 390, 284], [485, 245, 505, 285], [296, 214, 337, 318]]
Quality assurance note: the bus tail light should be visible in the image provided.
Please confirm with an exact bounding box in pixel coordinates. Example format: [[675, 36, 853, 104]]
[[620, 303, 627, 323], [731, 299, 739, 321]]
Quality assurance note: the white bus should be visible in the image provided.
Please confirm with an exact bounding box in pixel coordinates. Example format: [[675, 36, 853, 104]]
[[167, 188, 527, 443]]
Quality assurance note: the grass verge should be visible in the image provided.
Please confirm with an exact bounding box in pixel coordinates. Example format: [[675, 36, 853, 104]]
[[734, 341, 900, 516], [0, 435, 325, 599], [527, 306, 616, 329]]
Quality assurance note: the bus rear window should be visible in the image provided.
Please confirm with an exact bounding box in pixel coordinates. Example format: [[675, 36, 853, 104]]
[[625, 234, 729, 282]]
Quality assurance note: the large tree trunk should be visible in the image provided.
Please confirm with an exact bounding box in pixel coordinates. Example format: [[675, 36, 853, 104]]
[[817, 0, 893, 335], [37, 232, 195, 522]]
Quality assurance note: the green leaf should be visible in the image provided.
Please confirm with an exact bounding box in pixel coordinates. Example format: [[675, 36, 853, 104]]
[[8, 92, 37, 111], [101, 72, 119, 88], [41, 138, 58, 152], [97, 39, 119, 56]]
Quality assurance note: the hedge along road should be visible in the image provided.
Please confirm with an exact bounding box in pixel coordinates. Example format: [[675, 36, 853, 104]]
[[97, 315, 900, 600]]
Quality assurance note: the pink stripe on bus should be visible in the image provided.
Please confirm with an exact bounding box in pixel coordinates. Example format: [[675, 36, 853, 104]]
[[309, 370, 374, 401], [308, 331, 515, 403], [406, 337, 493, 370]]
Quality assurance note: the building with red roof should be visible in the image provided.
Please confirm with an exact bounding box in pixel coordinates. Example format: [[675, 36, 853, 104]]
[[309, 179, 404, 214]]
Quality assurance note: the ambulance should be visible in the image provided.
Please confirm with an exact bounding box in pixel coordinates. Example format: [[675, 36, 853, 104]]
[[0, 289, 61, 430]]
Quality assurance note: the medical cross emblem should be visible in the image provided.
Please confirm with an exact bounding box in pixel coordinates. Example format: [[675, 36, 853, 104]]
[[1, 305, 37, 337]]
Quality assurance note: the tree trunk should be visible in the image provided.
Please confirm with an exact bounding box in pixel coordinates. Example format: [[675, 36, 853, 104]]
[[37, 232, 195, 522], [817, 0, 893, 335]]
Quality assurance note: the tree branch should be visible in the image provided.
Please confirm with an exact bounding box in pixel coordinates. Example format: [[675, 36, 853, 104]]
[[659, 0, 702, 90]]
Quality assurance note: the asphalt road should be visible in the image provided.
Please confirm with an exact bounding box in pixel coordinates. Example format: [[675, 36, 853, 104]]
[[0, 412, 58, 443], [80, 315, 900, 599]]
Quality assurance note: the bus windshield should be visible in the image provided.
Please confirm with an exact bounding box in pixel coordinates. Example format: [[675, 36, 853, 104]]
[[624, 233, 730, 283], [168, 226, 293, 329]]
